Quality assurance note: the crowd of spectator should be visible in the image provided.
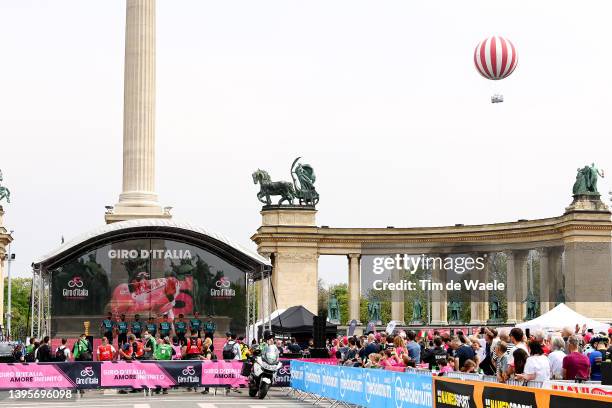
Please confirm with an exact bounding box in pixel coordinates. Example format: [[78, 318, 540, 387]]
[[322, 324, 612, 383]]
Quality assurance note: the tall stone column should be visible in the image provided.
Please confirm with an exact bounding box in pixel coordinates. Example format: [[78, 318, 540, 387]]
[[107, 0, 169, 223], [348, 254, 361, 323], [539, 248, 551, 314], [430, 256, 447, 325], [390, 262, 405, 324], [469, 253, 490, 325], [506, 250, 528, 323]]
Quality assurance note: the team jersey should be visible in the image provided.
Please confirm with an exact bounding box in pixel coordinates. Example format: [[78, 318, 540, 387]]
[[101, 319, 114, 333], [175, 321, 187, 335], [117, 321, 129, 334], [203, 321, 216, 333], [190, 319, 202, 332], [146, 323, 157, 336], [159, 321, 172, 336], [131, 321, 142, 334]]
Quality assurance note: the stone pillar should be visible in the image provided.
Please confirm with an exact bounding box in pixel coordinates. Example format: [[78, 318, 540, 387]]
[[563, 241, 612, 320], [430, 256, 447, 325], [107, 0, 169, 222], [539, 248, 551, 314], [470, 253, 490, 325], [506, 250, 528, 324], [348, 254, 361, 323], [390, 263, 405, 324], [255, 207, 319, 314]]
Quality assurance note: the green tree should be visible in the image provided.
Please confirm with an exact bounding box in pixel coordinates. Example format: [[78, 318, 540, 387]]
[[4, 277, 31, 341]]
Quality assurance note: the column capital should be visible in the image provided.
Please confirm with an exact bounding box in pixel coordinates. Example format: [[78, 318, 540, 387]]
[[347, 253, 361, 260]]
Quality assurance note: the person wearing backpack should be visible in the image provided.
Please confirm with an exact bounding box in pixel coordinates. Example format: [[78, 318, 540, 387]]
[[25, 338, 38, 362], [54, 338, 71, 362], [73, 334, 92, 361], [222, 332, 241, 360]]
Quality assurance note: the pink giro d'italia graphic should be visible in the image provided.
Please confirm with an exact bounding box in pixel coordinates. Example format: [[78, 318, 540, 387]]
[[474, 36, 518, 80], [0, 364, 74, 389]]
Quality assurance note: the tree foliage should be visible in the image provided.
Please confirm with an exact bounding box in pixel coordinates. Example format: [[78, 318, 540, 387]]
[[4, 277, 31, 341]]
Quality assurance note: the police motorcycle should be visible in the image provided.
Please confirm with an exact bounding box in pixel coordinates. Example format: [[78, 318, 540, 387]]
[[245, 332, 282, 399]]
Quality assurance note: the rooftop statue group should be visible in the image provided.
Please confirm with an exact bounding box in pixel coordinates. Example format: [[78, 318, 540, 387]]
[[573, 163, 603, 196], [252, 157, 319, 206], [0, 170, 10, 204]]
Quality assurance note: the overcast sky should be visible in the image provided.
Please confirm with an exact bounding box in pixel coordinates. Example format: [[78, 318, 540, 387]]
[[1, 0, 612, 285]]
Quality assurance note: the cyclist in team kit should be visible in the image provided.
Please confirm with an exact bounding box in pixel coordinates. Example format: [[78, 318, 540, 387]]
[[190, 311, 202, 338], [131, 313, 143, 339], [100, 312, 115, 345], [146, 316, 157, 338], [174, 313, 188, 345], [117, 314, 129, 347], [159, 313, 173, 339]]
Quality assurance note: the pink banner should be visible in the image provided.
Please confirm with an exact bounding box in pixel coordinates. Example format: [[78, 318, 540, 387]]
[[100, 361, 174, 388], [201, 360, 247, 387], [0, 364, 74, 389]]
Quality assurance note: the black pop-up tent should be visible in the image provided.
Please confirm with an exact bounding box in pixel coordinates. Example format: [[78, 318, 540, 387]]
[[268, 305, 337, 336]]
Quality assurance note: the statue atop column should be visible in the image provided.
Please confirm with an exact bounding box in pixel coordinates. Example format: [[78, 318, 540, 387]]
[[572, 163, 603, 196], [367, 300, 382, 325], [291, 157, 319, 206], [448, 299, 462, 324], [0, 170, 10, 204], [566, 163, 609, 212], [410, 297, 424, 325], [487, 294, 502, 323], [327, 295, 340, 324], [253, 157, 319, 207]]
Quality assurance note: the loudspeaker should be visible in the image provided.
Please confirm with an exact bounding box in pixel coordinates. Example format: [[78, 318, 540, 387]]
[[313, 313, 327, 348], [602, 361, 611, 386]]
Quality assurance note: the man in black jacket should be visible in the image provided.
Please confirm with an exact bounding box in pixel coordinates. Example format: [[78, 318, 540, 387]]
[[36, 336, 52, 362], [422, 337, 448, 369]]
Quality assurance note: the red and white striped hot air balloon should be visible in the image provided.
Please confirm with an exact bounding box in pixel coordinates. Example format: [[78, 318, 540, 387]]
[[474, 36, 518, 103]]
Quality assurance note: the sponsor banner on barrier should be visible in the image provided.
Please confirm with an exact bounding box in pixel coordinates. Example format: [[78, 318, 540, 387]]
[[275, 360, 291, 387], [434, 378, 477, 408], [433, 377, 612, 408], [101, 361, 175, 388], [201, 360, 247, 387], [290, 360, 433, 408], [482, 385, 537, 408], [151, 361, 201, 387], [549, 394, 612, 408], [55, 362, 101, 389], [543, 381, 612, 397], [0, 363, 75, 389]]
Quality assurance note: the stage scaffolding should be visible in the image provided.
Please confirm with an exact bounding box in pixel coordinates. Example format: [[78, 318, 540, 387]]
[[30, 266, 51, 339]]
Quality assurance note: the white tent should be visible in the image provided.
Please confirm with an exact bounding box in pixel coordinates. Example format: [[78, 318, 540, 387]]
[[516, 303, 610, 334]]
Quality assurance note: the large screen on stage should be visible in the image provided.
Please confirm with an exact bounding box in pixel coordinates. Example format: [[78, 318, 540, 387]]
[[50, 238, 247, 337]]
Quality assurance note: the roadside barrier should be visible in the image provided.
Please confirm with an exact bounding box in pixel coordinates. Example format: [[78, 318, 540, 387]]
[[289, 361, 612, 408], [0, 360, 245, 390]]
